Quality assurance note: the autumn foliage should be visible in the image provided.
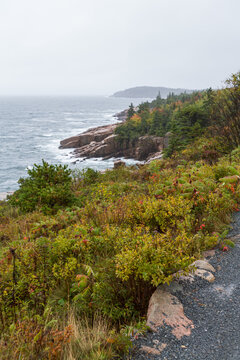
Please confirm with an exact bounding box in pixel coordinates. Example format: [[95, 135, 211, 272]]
[[1, 72, 240, 359]]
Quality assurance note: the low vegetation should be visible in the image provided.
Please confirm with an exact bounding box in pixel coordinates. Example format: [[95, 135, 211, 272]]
[[0, 72, 240, 359]]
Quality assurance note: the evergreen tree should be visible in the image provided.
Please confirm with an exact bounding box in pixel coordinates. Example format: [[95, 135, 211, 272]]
[[127, 103, 135, 119], [138, 101, 150, 114], [203, 88, 214, 112], [166, 103, 207, 156], [155, 92, 162, 108], [150, 110, 164, 136]]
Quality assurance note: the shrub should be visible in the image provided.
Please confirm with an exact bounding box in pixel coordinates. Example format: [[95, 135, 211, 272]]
[[8, 160, 75, 214], [214, 164, 238, 181], [73, 168, 99, 186], [0, 318, 73, 360]]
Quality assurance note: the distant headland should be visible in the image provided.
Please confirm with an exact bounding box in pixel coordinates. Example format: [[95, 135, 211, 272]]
[[111, 86, 195, 99]]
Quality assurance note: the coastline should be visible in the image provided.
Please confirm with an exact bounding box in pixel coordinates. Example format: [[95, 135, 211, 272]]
[[0, 96, 137, 195], [0, 111, 130, 197], [0, 108, 163, 198], [59, 108, 167, 162]]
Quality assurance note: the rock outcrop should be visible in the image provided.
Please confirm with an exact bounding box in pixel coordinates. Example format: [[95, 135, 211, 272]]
[[60, 123, 167, 161], [59, 124, 118, 149], [113, 109, 128, 122]]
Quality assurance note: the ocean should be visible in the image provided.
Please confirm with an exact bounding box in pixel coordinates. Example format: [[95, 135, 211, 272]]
[[0, 96, 144, 193]]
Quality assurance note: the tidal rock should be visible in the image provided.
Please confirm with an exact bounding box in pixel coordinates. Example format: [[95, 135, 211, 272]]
[[59, 124, 118, 149], [73, 133, 119, 158], [113, 109, 128, 121]]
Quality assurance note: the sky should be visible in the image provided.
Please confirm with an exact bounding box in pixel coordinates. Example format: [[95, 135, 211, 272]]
[[0, 0, 239, 95]]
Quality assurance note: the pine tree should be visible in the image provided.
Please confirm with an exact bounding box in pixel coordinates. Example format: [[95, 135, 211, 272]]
[[127, 103, 135, 119], [150, 110, 164, 136], [155, 92, 162, 108]]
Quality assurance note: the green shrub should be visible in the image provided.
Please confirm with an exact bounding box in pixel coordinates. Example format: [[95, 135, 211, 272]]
[[8, 160, 75, 214], [75, 168, 99, 186], [231, 146, 240, 161], [214, 164, 238, 181]]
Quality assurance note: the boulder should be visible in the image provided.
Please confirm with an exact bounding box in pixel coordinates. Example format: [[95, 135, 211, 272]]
[[194, 269, 215, 282], [146, 287, 194, 339], [176, 260, 216, 283], [190, 260, 216, 273]]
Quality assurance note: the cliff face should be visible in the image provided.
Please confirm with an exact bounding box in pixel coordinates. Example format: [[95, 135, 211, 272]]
[[60, 124, 166, 161]]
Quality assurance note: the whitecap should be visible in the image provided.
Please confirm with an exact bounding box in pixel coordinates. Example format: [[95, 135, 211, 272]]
[[42, 133, 53, 137]]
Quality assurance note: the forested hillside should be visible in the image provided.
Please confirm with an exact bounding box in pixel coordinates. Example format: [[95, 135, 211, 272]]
[[115, 90, 207, 157], [111, 86, 194, 99]]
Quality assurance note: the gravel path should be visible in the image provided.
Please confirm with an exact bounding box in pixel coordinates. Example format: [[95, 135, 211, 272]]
[[130, 212, 240, 360]]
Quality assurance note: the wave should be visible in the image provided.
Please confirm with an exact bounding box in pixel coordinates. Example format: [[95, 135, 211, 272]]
[[0, 135, 18, 139]]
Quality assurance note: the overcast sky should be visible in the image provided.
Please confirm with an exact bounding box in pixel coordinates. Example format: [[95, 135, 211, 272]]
[[0, 0, 239, 95]]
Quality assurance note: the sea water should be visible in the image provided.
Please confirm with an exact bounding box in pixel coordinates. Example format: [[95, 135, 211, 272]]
[[0, 96, 145, 192]]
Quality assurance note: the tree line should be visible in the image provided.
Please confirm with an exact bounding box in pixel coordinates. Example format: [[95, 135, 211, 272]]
[[115, 72, 240, 157]]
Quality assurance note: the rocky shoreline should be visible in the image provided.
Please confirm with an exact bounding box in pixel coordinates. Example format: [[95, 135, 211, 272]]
[[59, 110, 169, 162]]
